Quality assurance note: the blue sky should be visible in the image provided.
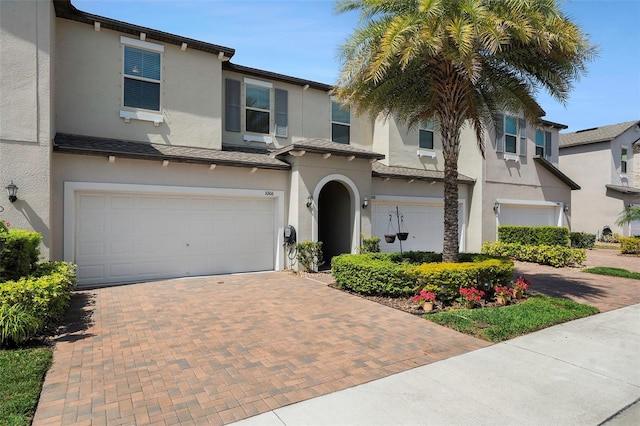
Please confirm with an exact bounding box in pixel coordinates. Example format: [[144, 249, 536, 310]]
[[74, 0, 639, 132]]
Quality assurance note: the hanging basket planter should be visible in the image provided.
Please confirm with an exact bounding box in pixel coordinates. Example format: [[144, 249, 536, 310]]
[[396, 232, 409, 241], [384, 234, 397, 243]]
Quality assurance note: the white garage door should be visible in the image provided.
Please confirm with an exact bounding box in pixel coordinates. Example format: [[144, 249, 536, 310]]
[[499, 204, 557, 227], [372, 201, 463, 253], [74, 191, 275, 286]]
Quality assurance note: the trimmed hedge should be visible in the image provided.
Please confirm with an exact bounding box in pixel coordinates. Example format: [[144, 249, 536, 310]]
[[413, 258, 514, 301], [331, 252, 513, 300], [620, 237, 640, 254], [0, 262, 77, 346], [0, 229, 42, 281], [482, 241, 586, 267], [331, 254, 417, 296], [570, 232, 596, 249], [498, 226, 569, 247]]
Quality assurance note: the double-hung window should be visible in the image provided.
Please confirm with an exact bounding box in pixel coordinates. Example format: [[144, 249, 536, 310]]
[[621, 148, 628, 174], [245, 84, 271, 134], [419, 120, 435, 149], [123, 46, 161, 111], [495, 114, 527, 157], [535, 129, 552, 159], [331, 101, 350, 144], [504, 116, 518, 153]]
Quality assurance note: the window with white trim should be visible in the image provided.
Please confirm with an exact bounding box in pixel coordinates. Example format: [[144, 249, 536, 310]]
[[419, 120, 435, 149], [495, 114, 526, 156], [123, 46, 161, 111], [504, 116, 518, 153], [621, 147, 628, 174], [535, 129, 552, 159], [331, 101, 350, 144], [245, 84, 271, 134]]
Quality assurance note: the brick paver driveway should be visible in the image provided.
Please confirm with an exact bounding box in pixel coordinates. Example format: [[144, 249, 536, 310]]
[[34, 272, 489, 425]]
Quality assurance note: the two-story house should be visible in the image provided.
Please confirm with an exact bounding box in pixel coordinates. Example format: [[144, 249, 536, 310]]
[[1, 0, 579, 286], [559, 120, 640, 237]]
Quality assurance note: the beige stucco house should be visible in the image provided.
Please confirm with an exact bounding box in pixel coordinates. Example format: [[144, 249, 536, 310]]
[[1, 0, 579, 286], [559, 120, 640, 237]]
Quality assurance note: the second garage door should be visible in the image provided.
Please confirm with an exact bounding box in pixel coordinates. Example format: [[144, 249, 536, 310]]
[[73, 191, 276, 286], [498, 204, 558, 227]]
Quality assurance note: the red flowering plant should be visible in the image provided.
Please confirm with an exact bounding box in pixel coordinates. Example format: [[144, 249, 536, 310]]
[[413, 289, 436, 305], [458, 287, 484, 307], [494, 286, 514, 299], [513, 276, 531, 295]]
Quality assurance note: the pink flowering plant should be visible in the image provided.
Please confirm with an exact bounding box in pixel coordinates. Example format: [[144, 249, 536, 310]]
[[459, 287, 484, 306], [514, 276, 531, 294], [413, 289, 436, 305]]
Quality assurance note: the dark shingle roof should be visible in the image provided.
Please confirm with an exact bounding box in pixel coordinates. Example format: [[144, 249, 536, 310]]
[[272, 139, 385, 161], [223, 63, 332, 92], [53, 0, 235, 58], [559, 120, 640, 148], [372, 163, 475, 184], [533, 156, 580, 190], [54, 133, 290, 170]]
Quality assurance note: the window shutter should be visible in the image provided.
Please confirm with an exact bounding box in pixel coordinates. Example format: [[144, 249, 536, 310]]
[[495, 114, 504, 153], [225, 79, 241, 132], [544, 131, 552, 160], [518, 118, 527, 156], [275, 88, 288, 137]]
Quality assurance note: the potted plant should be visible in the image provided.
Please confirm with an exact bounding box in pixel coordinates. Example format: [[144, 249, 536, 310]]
[[513, 276, 531, 299], [413, 289, 436, 312], [384, 233, 396, 243], [494, 286, 514, 305], [459, 287, 484, 309]]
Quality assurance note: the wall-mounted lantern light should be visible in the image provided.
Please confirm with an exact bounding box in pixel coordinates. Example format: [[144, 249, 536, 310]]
[[493, 201, 500, 213], [362, 196, 369, 209], [5, 181, 18, 203], [306, 195, 313, 208], [563, 204, 570, 212]]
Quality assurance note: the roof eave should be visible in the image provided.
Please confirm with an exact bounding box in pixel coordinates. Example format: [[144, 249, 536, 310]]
[[533, 156, 580, 190], [273, 144, 385, 161]]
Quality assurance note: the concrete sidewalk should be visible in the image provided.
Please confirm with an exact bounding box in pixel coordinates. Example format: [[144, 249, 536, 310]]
[[232, 303, 640, 426]]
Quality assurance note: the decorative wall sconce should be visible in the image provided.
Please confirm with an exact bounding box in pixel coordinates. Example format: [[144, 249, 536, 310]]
[[493, 201, 500, 213], [306, 195, 313, 208], [5, 181, 18, 203], [362, 196, 369, 209]]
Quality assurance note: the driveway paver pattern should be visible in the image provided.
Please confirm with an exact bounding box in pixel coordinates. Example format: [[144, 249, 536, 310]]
[[34, 272, 489, 425]]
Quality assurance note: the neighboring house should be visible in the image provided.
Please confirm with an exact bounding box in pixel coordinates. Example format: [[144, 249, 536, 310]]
[[559, 120, 640, 237], [0, 0, 579, 286]]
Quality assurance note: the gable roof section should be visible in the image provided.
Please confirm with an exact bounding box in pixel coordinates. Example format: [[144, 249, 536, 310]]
[[533, 156, 580, 190], [54, 133, 290, 170], [53, 0, 235, 58], [372, 163, 475, 184], [272, 139, 385, 161], [559, 120, 640, 149], [223, 63, 332, 92]]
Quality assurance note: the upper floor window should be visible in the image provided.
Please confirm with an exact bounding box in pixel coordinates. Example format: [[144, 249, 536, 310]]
[[495, 114, 526, 157], [621, 147, 628, 174], [245, 84, 270, 134], [419, 120, 435, 149], [123, 46, 161, 111], [225, 78, 288, 139], [535, 129, 552, 160], [331, 101, 350, 144]]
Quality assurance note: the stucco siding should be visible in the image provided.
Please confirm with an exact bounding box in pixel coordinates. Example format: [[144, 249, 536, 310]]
[[55, 20, 222, 149], [51, 153, 289, 260]]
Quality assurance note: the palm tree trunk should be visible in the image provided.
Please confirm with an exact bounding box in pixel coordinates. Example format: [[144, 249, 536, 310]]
[[442, 144, 460, 263]]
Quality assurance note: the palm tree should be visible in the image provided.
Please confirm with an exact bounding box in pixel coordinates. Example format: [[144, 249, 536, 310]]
[[616, 206, 640, 227], [333, 0, 595, 262]]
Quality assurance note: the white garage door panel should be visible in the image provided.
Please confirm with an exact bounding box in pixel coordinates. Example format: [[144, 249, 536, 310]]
[[75, 192, 275, 286], [499, 205, 556, 227], [372, 201, 463, 253]]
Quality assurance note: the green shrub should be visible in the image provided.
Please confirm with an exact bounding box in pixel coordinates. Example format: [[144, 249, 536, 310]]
[[482, 241, 586, 267], [0, 229, 42, 281], [0, 304, 43, 346], [498, 226, 569, 247], [620, 237, 640, 254], [331, 254, 417, 296], [359, 236, 381, 254], [296, 241, 324, 272], [387, 251, 443, 264], [0, 262, 77, 343], [570, 232, 596, 249], [413, 258, 514, 301]]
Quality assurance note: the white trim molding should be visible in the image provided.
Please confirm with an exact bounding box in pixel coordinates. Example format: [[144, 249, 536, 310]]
[[120, 110, 164, 125], [120, 36, 164, 52]]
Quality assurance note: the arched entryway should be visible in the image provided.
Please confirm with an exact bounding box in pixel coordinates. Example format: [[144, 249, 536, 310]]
[[318, 181, 352, 264]]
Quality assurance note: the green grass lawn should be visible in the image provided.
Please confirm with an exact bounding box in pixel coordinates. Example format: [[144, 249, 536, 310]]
[[0, 347, 52, 426], [583, 267, 640, 280], [426, 296, 599, 342]]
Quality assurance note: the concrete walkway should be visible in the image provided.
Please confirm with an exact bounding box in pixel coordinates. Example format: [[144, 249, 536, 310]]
[[232, 303, 640, 426]]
